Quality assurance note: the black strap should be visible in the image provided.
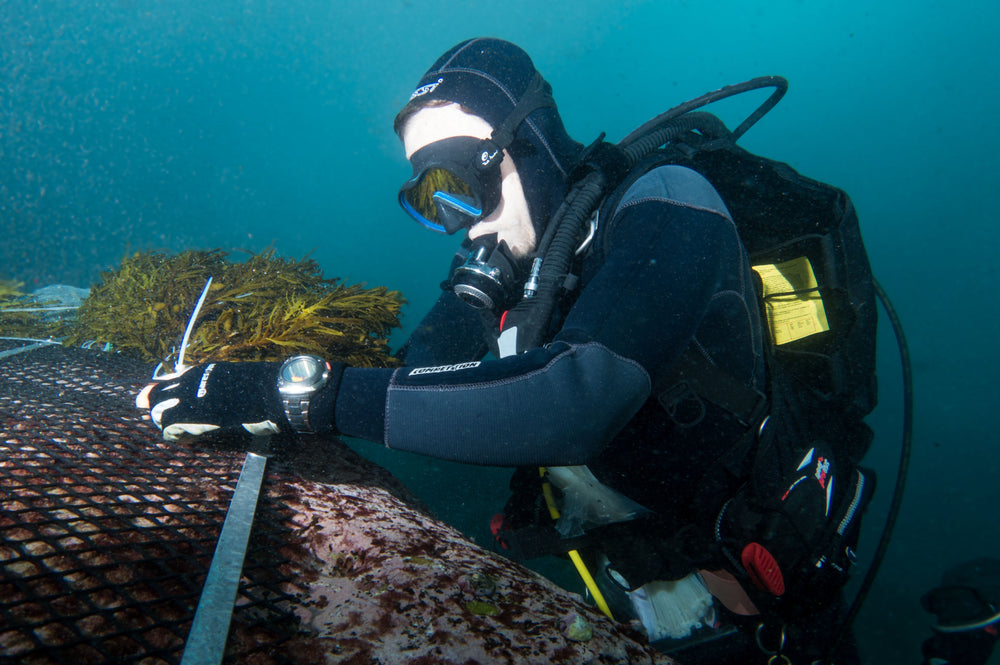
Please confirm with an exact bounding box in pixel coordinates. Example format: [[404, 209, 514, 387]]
[[486, 73, 556, 152], [658, 348, 768, 429]]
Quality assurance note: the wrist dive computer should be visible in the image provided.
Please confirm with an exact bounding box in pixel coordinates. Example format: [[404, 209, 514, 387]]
[[277, 354, 331, 434]]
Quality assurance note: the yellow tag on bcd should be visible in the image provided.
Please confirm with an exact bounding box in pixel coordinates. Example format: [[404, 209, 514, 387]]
[[753, 257, 829, 345]]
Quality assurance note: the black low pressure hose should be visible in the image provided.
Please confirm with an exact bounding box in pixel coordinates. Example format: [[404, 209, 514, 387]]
[[621, 111, 731, 163], [540, 172, 606, 276], [619, 75, 788, 147], [821, 278, 914, 663], [507, 170, 607, 350]]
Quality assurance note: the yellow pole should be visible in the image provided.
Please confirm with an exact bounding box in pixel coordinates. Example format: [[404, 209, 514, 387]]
[[539, 468, 615, 620]]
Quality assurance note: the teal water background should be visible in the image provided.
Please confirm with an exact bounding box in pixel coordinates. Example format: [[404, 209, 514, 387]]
[[3, 1, 998, 661]]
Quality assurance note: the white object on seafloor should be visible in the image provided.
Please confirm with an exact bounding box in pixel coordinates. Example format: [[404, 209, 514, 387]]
[[629, 572, 716, 641], [31, 284, 90, 308]]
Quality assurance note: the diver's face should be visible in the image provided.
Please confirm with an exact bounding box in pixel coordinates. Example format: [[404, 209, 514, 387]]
[[401, 104, 536, 257]]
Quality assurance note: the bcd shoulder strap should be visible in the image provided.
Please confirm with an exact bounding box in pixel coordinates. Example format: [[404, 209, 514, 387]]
[[657, 347, 768, 430]]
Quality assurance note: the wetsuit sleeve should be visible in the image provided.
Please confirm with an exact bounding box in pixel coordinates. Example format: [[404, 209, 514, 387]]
[[334, 166, 747, 467], [335, 341, 649, 466]]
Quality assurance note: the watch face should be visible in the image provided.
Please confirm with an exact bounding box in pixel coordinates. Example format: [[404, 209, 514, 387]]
[[279, 355, 328, 395]]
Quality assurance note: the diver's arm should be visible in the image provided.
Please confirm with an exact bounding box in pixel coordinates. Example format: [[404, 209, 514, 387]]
[[334, 185, 742, 465], [336, 340, 649, 465], [139, 173, 743, 456]]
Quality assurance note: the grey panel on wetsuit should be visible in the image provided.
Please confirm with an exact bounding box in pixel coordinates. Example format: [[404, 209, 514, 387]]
[[614, 164, 733, 221]]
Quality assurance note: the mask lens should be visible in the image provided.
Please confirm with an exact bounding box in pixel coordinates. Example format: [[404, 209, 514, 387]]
[[401, 166, 481, 233]]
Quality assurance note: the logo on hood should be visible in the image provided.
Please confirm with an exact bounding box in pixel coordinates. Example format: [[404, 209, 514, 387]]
[[409, 77, 444, 101], [480, 146, 500, 167]]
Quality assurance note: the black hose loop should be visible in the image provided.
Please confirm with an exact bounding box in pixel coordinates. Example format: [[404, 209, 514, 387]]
[[819, 278, 913, 664], [513, 172, 606, 350], [622, 112, 731, 164], [539, 175, 604, 289], [619, 76, 787, 148]]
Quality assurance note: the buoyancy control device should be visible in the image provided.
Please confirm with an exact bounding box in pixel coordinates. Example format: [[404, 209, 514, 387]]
[[490, 76, 914, 663]]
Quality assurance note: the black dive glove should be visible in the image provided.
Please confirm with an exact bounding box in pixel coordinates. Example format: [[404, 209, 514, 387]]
[[922, 631, 999, 665], [137, 360, 343, 442], [921, 579, 1000, 665]]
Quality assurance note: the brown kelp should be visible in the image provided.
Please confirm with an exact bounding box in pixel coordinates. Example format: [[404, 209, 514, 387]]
[[0, 278, 24, 298], [39, 249, 407, 367], [0, 278, 75, 340]]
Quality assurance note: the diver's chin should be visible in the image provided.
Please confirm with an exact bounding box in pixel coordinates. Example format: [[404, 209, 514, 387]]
[[505, 241, 536, 260], [467, 228, 535, 259]]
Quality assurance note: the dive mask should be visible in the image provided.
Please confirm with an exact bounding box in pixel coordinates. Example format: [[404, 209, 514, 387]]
[[398, 72, 555, 234], [398, 136, 504, 234]]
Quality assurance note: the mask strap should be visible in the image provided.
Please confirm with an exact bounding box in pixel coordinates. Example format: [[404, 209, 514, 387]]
[[479, 73, 556, 160]]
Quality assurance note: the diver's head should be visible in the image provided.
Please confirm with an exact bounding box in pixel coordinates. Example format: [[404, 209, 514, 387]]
[[400, 103, 535, 257], [395, 38, 583, 252]]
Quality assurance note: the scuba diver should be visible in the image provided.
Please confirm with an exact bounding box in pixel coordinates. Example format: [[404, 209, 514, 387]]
[[138, 38, 886, 663], [920, 558, 1000, 665]]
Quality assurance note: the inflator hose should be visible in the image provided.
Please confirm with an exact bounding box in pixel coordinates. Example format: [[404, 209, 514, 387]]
[[619, 76, 788, 147], [503, 171, 606, 350], [621, 111, 730, 162]]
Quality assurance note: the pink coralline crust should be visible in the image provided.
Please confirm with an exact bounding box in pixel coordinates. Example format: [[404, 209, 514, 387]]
[[271, 443, 676, 665]]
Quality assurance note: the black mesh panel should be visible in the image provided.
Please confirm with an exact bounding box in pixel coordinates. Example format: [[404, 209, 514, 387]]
[[1, 342, 300, 664]]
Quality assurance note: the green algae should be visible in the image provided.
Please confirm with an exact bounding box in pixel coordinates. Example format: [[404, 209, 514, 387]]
[[0, 278, 73, 340], [464, 600, 501, 617], [0, 278, 24, 299], [2, 249, 406, 367], [563, 614, 593, 642]]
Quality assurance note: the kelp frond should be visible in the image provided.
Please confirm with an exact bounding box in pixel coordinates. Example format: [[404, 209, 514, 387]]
[[0, 279, 73, 339], [59, 249, 406, 367], [0, 278, 25, 299]]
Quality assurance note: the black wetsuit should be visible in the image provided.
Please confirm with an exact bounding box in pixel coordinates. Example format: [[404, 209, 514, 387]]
[[334, 163, 765, 524], [332, 163, 867, 664]]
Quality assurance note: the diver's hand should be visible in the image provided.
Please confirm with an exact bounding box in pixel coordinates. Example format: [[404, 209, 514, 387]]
[[136, 362, 286, 442], [922, 631, 999, 665]]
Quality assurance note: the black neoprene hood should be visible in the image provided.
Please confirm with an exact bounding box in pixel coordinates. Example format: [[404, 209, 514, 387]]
[[395, 38, 584, 234]]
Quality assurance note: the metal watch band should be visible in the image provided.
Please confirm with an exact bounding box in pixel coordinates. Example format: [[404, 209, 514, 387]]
[[281, 395, 313, 433], [277, 354, 330, 434]]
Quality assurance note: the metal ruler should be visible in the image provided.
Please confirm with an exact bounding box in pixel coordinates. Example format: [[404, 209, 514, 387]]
[[181, 451, 268, 665]]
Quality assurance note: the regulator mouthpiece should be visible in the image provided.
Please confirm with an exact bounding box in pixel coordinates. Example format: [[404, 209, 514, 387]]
[[451, 239, 520, 314]]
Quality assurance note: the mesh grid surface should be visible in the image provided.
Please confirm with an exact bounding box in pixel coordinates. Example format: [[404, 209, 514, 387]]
[[1, 342, 300, 664]]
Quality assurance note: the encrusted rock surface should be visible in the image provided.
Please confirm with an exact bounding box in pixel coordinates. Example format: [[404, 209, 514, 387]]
[[273, 447, 674, 664], [1, 345, 674, 664]]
